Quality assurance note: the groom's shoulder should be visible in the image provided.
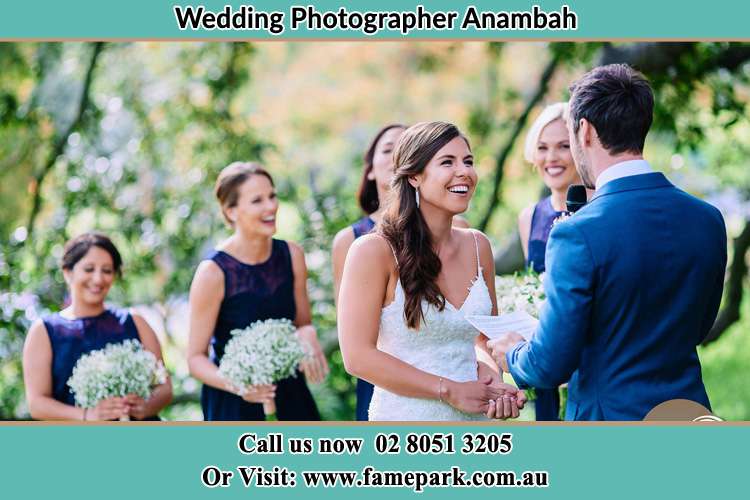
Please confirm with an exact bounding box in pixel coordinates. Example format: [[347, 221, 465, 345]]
[[671, 186, 724, 224], [546, 205, 609, 255], [563, 181, 725, 243], [652, 183, 726, 240], [556, 204, 601, 233], [547, 214, 591, 246]]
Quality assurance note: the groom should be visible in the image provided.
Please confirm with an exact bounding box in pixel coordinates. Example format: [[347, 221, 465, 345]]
[[489, 64, 727, 420]]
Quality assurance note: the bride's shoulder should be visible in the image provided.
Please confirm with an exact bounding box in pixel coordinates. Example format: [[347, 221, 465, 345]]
[[453, 227, 494, 263], [453, 226, 491, 247], [348, 233, 396, 266]]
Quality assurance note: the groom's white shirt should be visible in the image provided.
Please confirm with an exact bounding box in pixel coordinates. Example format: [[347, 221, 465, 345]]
[[595, 159, 653, 191]]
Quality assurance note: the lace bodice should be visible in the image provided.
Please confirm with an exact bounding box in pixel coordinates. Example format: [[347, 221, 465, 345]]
[[368, 232, 493, 421]]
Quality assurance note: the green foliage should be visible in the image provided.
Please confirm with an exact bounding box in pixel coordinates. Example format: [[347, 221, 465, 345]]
[[0, 42, 363, 420], [549, 41, 603, 67], [647, 43, 750, 151], [0, 293, 47, 419], [1, 41, 749, 421], [0, 42, 276, 418], [700, 292, 750, 420], [285, 168, 361, 420]]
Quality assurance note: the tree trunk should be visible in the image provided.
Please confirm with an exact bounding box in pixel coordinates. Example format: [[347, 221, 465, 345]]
[[702, 219, 750, 345], [477, 52, 561, 232], [25, 42, 105, 243]]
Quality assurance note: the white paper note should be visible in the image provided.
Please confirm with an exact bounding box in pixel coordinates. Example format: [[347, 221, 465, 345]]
[[465, 311, 538, 340]]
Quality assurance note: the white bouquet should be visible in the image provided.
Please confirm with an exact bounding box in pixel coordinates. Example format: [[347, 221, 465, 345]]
[[218, 318, 306, 416], [495, 271, 546, 318], [67, 339, 167, 420], [495, 272, 556, 408]]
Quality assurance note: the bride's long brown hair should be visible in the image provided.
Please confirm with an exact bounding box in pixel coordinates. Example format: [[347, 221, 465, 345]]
[[380, 121, 470, 330]]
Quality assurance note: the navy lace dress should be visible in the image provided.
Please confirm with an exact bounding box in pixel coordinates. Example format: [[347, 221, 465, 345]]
[[350, 216, 376, 421], [43, 308, 159, 420], [526, 196, 564, 421], [201, 239, 320, 421]]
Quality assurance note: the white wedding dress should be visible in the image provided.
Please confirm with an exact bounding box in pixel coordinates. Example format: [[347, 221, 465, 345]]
[[368, 232, 493, 421]]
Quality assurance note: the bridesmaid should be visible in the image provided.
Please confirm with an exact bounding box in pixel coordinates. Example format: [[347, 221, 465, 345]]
[[517, 102, 583, 421], [332, 124, 405, 421], [188, 161, 328, 421], [22, 233, 173, 421]]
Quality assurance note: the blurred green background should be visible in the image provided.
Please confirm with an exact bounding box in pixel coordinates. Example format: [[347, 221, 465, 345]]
[[1, 42, 749, 420]]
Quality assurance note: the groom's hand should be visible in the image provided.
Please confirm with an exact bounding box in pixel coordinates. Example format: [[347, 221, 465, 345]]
[[487, 332, 525, 372]]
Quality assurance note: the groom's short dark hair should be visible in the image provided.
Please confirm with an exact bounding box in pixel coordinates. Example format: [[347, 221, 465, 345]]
[[569, 64, 653, 155]]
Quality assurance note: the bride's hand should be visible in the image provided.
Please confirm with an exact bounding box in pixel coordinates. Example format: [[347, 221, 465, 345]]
[[486, 385, 527, 420], [443, 376, 518, 415], [296, 325, 329, 384]]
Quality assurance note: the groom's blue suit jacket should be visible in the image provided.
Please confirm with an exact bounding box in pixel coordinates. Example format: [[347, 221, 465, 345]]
[[507, 172, 727, 420]]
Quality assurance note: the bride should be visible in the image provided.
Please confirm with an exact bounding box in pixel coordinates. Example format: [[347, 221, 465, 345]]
[[338, 121, 525, 421]]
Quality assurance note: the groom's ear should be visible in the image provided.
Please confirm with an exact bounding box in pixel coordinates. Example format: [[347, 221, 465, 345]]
[[579, 118, 594, 146]]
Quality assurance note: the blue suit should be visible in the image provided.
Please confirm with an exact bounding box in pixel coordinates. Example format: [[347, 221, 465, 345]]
[[507, 172, 727, 420]]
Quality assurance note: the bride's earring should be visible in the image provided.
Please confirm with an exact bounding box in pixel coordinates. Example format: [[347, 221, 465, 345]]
[[415, 188, 420, 208]]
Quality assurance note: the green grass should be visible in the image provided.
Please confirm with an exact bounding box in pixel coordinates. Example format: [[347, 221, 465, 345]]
[[699, 295, 750, 421]]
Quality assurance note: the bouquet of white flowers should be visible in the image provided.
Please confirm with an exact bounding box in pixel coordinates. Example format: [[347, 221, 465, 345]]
[[495, 271, 570, 415], [67, 339, 167, 420], [495, 271, 546, 318], [218, 318, 307, 416]]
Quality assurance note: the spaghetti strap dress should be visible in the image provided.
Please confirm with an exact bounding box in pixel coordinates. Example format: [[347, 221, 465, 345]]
[[201, 239, 320, 421]]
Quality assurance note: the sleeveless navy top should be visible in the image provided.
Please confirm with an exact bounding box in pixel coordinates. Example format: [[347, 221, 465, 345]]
[[202, 239, 319, 421], [207, 239, 296, 363], [43, 308, 140, 407], [352, 216, 375, 239], [526, 196, 564, 273]]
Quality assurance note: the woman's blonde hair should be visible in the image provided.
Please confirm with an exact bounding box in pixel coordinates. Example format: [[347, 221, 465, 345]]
[[523, 102, 568, 163]]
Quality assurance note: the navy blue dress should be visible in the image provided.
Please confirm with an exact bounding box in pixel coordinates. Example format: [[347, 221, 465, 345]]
[[526, 196, 564, 421], [201, 239, 320, 421], [527, 196, 564, 274], [43, 308, 159, 420], [351, 216, 376, 421]]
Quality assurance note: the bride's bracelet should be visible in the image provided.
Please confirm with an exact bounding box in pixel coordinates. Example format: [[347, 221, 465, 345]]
[[438, 377, 444, 402]]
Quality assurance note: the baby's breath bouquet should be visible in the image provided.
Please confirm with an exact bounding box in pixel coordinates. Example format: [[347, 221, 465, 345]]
[[494, 271, 546, 405], [218, 318, 306, 416], [496, 271, 570, 416], [67, 339, 167, 421], [495, 271, 546, 318]]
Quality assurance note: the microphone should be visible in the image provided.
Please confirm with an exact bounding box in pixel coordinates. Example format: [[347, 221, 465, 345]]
[[566, 184, 587, 214]]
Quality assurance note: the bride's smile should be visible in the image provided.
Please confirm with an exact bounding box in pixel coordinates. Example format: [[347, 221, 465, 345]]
[[338, 122, 525, 422], [409, 135, 477, 216]]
